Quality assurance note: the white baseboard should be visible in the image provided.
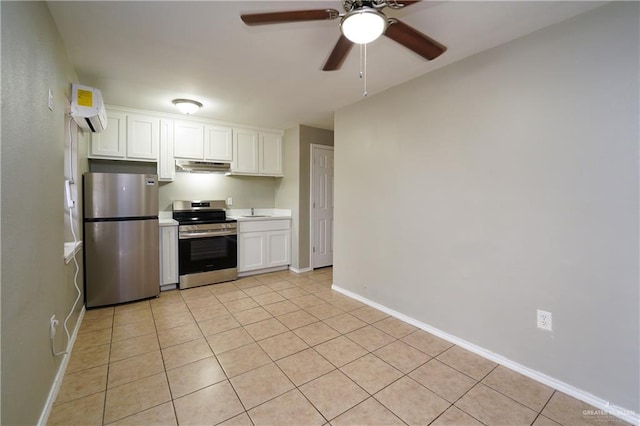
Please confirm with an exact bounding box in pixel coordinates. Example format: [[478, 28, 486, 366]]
[[38, 306, 86, 426], [160, 283, 177, 291], [289, 266, 313, 274], [332, 284, 639, 426], [238, 265, 288, 277]]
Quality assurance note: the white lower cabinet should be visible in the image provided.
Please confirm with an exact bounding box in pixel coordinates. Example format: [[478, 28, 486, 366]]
[[238, 219, 291, 274], [159, 224, 179, 288], [239, 232, 266, 271], [266, 231, 290, 267]]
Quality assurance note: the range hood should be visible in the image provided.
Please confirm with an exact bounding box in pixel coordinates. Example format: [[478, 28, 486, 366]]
[[175, 160, 231, 174]]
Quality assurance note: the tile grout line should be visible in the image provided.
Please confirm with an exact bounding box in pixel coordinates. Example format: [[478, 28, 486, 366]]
[[530, 390, 558, 425], [100, 309, 115, 426], [149, 297, 179, 426]]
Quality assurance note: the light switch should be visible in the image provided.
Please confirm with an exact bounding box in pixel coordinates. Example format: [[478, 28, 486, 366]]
[[47, 88, 54, 111]]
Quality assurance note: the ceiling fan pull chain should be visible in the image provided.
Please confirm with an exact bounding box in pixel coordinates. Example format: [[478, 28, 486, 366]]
[[359, 43, 368, 97], [359, 43, 364, 79]]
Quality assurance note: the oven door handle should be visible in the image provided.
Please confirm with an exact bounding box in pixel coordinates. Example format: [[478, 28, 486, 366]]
[[179, 230, 237, 239]]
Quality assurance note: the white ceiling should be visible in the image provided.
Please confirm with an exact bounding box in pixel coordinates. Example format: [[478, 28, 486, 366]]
[[48, 1, 604, 130]]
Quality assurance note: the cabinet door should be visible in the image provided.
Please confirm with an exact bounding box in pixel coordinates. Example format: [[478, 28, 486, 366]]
[[173, 120, 204, 159], [259, 133, 283, 176], [90, 111, 126, 158], [158, 120, 175, 181], [233, 129, 259, 174], [239, 231, 266, 272], [266, 230, 290, 268], [204, 125, 233, 162], [127, 114, 159, 161], [159, 226, 179, 285]]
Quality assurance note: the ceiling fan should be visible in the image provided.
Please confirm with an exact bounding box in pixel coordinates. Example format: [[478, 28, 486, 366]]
[[241, 0, 446, 71]]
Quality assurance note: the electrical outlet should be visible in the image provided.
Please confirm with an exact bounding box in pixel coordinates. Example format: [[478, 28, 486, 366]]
[[50, 315, 59, 339], [226, 197, 233, 206], [537, 309, 552, 331]]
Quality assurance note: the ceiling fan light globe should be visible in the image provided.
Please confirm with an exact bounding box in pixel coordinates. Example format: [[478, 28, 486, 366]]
[[341, 9, 386, 44], [172, 99, 202, 115]]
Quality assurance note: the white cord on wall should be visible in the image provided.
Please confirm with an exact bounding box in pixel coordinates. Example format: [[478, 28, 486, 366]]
[[51, 115, 82, 357]]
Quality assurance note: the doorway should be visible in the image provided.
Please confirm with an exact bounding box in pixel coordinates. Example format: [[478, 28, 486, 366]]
[[310, 144, 334, 269]]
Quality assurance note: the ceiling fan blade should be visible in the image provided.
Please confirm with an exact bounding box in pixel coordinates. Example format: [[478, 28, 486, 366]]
[[241, 9, 339, 26], [384, 19, 446, 61], [323, 35, 354, 71]]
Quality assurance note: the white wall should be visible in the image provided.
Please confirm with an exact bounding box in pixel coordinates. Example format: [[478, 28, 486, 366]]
[[334, 2, 638, 413]]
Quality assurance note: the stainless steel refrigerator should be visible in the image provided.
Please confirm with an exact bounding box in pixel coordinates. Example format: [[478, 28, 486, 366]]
[[83, 173, 159, 308]]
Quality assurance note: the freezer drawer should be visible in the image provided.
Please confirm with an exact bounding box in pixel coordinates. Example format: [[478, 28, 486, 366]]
[[85, 218, 159, 307]]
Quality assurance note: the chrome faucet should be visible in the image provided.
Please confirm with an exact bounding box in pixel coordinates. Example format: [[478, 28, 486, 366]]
[[250, 208, 254, 216]]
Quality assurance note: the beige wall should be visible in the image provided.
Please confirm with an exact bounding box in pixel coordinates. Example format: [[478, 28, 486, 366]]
[[298, 125, 334, 269], [276, 126, 301, 267], [275, 125, 334, 270], [1, 2, 84, 423], [158, 173, 277, 212], [334, 3, 639, 413]]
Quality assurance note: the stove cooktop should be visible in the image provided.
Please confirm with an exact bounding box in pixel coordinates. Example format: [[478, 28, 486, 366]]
[[172, 200, 235, 225]]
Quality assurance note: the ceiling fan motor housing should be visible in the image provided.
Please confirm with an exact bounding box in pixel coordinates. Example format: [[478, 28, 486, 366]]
[[343, 0, 410, 12]]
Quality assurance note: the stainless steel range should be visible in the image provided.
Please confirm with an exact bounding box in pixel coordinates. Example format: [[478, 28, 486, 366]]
[[172, 200, 237, 289]]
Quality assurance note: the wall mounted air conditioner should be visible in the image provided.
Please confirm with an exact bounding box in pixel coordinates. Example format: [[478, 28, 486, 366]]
[[70, 84, 107, 133]]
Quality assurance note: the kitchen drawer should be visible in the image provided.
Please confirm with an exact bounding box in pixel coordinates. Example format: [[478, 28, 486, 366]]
[[239, 219, 291, 233]]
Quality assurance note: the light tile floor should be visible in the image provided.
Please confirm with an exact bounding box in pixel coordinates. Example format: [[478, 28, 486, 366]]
[[49, 268, 629, 425]]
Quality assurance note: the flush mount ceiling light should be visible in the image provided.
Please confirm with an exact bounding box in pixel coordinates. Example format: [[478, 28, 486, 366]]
[[340, 8, 387, 44], [172, 98, 202, 115]]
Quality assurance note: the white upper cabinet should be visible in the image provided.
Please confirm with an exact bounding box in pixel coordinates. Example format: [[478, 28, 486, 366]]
[[89, 107, 283, 178], [233, 129, 259, 174], [259, 132, 283, 176], [173, 120, 205, 159], [90, 110, 126, 158], [126, 114, 159, 160], [173, 121, 233, 162], [232, 129, 283, 176], [204, 125, 233, 162], [90, 111, 158, 162], [158, 119, 175, 182]]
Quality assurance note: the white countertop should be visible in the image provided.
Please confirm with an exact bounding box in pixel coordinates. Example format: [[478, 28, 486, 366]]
[[227, 208, 292, 222], [158, 209, 291, 223], [229, 215, 292, 222]]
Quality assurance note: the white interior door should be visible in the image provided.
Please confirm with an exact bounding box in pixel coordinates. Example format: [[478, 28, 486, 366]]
[[311, 145, 334, 268]]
